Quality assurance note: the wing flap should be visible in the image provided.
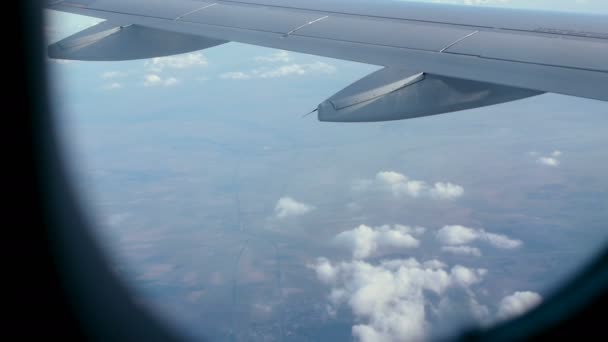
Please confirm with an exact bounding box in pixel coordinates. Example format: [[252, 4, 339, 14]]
[[48, 21, 227, 61]]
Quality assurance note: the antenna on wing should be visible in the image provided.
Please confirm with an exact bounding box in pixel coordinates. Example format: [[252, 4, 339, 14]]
[[302, 108, 318, 118]]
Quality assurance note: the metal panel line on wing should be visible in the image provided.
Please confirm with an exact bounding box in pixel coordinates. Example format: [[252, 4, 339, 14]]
[[178, 3, 329, 35]]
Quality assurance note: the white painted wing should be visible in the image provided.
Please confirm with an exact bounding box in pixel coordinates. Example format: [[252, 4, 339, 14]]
[[47, 0, 608, 101]]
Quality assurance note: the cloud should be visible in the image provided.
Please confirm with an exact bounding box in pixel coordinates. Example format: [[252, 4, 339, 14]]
[[143, 74, 179, 87], [450, 265, 487, 287], [274, 197, 314, 219], [220, 61, 336, 80], [376, 171, 407, 185], [312, 257, 339, 284], [376, 171, 427, 197], [437, 225, 522, 250], [102, 83, 123, 90], [259, 62, 336, 78], [333, 224, 423, 259], [144, 74, 162, 86], [430, 182, 465, 200], [101, 71, 128, 79], [145, 52, 208, 72], [310, 218, 531, 341], [537, 157, 560, 167], [441, 246, 482, 257], [357, 171, 464, 200], [534, 150, 563, 167], [437, 225, 479, 245], [255, 50, 292, 63], [220, 71, 251, 80], [482, 232, 523, 249], [310, 258, 487, 341], [497, 291, 542, 321]]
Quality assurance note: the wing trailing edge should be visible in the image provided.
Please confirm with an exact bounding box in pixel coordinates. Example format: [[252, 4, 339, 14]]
[[48, 20, 227, 61]]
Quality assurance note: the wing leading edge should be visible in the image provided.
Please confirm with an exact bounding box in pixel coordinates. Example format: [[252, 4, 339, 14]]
[[46, 0, 608, 121]]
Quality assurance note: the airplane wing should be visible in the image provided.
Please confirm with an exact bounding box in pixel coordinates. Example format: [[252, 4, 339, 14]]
[[46, 0, 608, 122]]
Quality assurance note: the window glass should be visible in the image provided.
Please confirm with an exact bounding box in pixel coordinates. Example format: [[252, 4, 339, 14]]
[[47, 1, 608, 340]]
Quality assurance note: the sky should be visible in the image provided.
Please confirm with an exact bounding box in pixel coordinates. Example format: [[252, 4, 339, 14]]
[[47, 1, 608, 341]]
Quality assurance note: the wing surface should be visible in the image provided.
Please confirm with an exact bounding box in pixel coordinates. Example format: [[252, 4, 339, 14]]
[[46, 0, 608, 101]]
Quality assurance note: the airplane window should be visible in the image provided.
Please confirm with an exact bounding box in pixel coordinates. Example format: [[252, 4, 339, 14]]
[[46, 1, 608, 341]]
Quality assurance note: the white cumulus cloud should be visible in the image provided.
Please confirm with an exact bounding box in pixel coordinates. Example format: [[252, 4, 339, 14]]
[[220, 61, 336, 80], [534, 150, 563, 167], [376, 171, 427, 197], [145, 52, 208, 72], [358, 171, 464, 200], [376, 171, 408, 185], [483, 232, 523, 249], [497, 291, 542, 321], [309, 216, 531, 341], [437, 225, 479, 246], [260, 62, 336, 78], [437, 225, 522, 250], [537, 156, 560, 167], [220, 71, 251, 80], [430, 182, 465, 200], [310, 258, 487, 342], [144, 74, 179, 87], [274, 197, 314, 219], [333, 224, 423, 259], [255, 50, 292, 63]]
